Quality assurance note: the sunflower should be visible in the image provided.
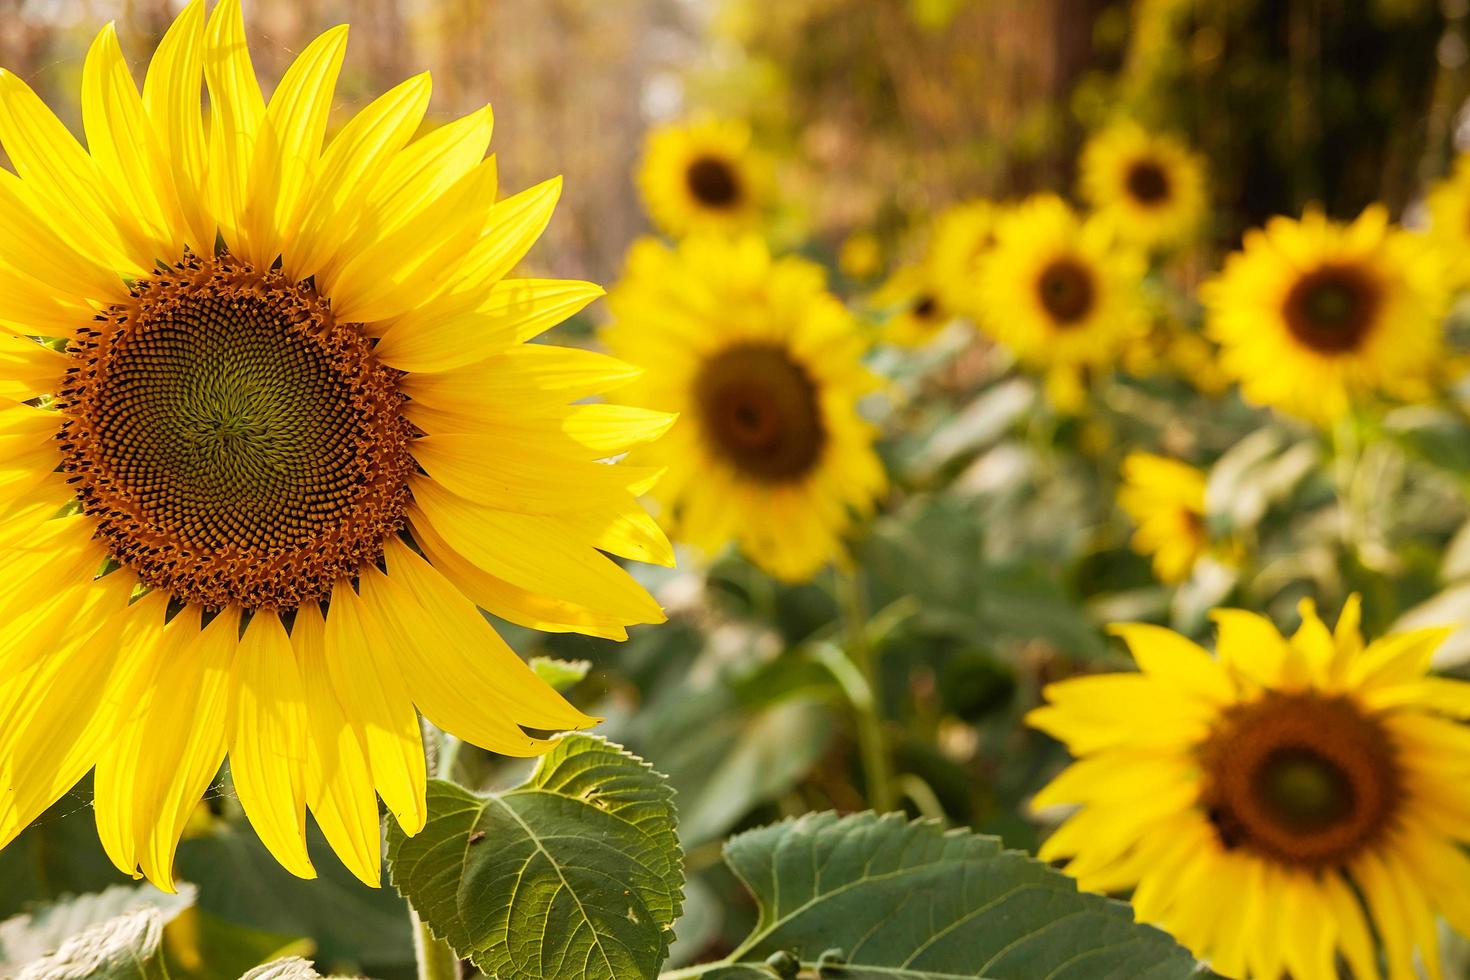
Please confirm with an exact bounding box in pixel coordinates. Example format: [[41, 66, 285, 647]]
[[1080, 120, 1206, 252], [1117, 452, 1208, 584], [871, 262, 955, 348], [838, 230, 883, 281], [1425, 154, 1470, 289], [0, 0, 672, 891], [604, 235, 885, 582], [927, 198, 1000, 320], [1030, 598, 1470, 980], [974, 194, 1147, 407], [637, 117, 771, 239], [1203, 207, 1448, 423]]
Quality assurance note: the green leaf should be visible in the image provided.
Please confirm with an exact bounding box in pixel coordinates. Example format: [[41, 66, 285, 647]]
[[529, 657, 592, 691], [12, 909, 167, 980], [236, 958, 321, 980], [0, 884, 195, 970], [682, 812, 1203, 979], [614, 658, 836, 848], [387, 734, 683, 980]]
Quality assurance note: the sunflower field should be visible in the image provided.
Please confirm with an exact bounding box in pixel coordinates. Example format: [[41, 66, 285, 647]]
[[8, 1, 1470, 979]]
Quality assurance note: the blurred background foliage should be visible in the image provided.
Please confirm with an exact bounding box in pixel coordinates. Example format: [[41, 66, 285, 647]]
[[6, 0, 1470, 977]]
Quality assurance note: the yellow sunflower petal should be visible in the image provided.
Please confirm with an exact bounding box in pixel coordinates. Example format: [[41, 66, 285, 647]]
[[294, 601, 381, 888], [228, 611, 315, 880], [324, 582, 426, 836], [203, 0, 266, 254], [244, 23, 349, 266]]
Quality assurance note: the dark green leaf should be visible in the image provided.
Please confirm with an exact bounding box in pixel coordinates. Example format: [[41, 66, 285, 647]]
[[681, 812, 1203, 979], [387, 735, 682, 980]]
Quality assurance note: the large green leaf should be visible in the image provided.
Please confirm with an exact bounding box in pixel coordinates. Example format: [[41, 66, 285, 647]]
[[12, 909, 167, 980], [387, 735, 682, 980], [0, 884, 194, 971], [678, 812, 1204, 979]]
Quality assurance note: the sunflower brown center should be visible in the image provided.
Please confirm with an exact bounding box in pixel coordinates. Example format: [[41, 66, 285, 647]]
[[1283, 264, 1381, 354], [1198, 692, 1400, 869], [686, 155, 742, 209], [1037, 258, 1096, 326], [57, 251, 415, 611], [1125, 159, 1171, 205], [694, 342, 825, 483], [912, 294, 940, 321]]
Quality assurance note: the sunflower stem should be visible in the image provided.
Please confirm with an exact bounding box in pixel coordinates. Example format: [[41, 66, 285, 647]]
[[411, 907, 461, 980], [836, 568, 896, 814], [1330, 411, 1366, 563]]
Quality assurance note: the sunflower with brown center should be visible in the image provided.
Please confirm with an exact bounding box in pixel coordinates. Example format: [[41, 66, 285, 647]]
[[1029, 597, 1470, 980], [1203, 207, 1449, 423], [1116, 452, 1209, 584], [974, 194, 1147, 409], [0, 0, 674, 891], [604, 235, 886, 582], [636, 116, 771, 239], [1080, 120, 1207, 252]]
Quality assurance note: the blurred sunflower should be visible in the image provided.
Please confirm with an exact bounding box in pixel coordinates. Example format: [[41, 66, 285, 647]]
[[1425, 154, 1470, 288], [1117, 452, 1207, 584], [637, 117, 771, 238], [1080, 120, 1206, 252], [974, 194, 1147, 409], [1203, 207, 1448, 423], [604, 235, 886, 582], [927, 198, 1000, 318], [1030, 598, 1470, 980], [838, 230, 883, 281], [871, 262, 955, 347], [0, 0, 671, 891]]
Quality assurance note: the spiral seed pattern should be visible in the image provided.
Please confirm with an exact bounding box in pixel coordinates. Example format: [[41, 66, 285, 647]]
[[57, 252, 415, 610]]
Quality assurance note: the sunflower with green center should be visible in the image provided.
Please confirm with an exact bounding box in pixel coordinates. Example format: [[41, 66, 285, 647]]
[[1424, 154, 1470, 289], [637, 116, 771, 239], [1203, 207, 1448, 423], [0, 0, 672, 891], [604, 235, 886, 582], [1080, 120, 1206, 252], [1030, 598, 1470, 980], [974, 194, 1147, 409], [1117, 452, 1208, 584]]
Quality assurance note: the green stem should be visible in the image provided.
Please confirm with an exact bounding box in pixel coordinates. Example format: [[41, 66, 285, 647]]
[[411, 907, 461, 980], [836, 569, 895, 814], [1330, 412, 1365, 564]]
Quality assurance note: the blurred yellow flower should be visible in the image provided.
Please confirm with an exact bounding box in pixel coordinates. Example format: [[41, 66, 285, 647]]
[[974, 194, 1147, 406], [637, 116, 771, 238], [871, 262, 955, 347], [0, 0, 671, 892], [1117, 452, 1207, 584], [1030, 597, 1470, 980], [1203, 207, 1449, 423], [1425, 154, 1470, 289], [838, 230, 883, 280], [1080, 120, 1206, 252], [928, 198, 1001, 320], [605, 235, 886, 582]]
